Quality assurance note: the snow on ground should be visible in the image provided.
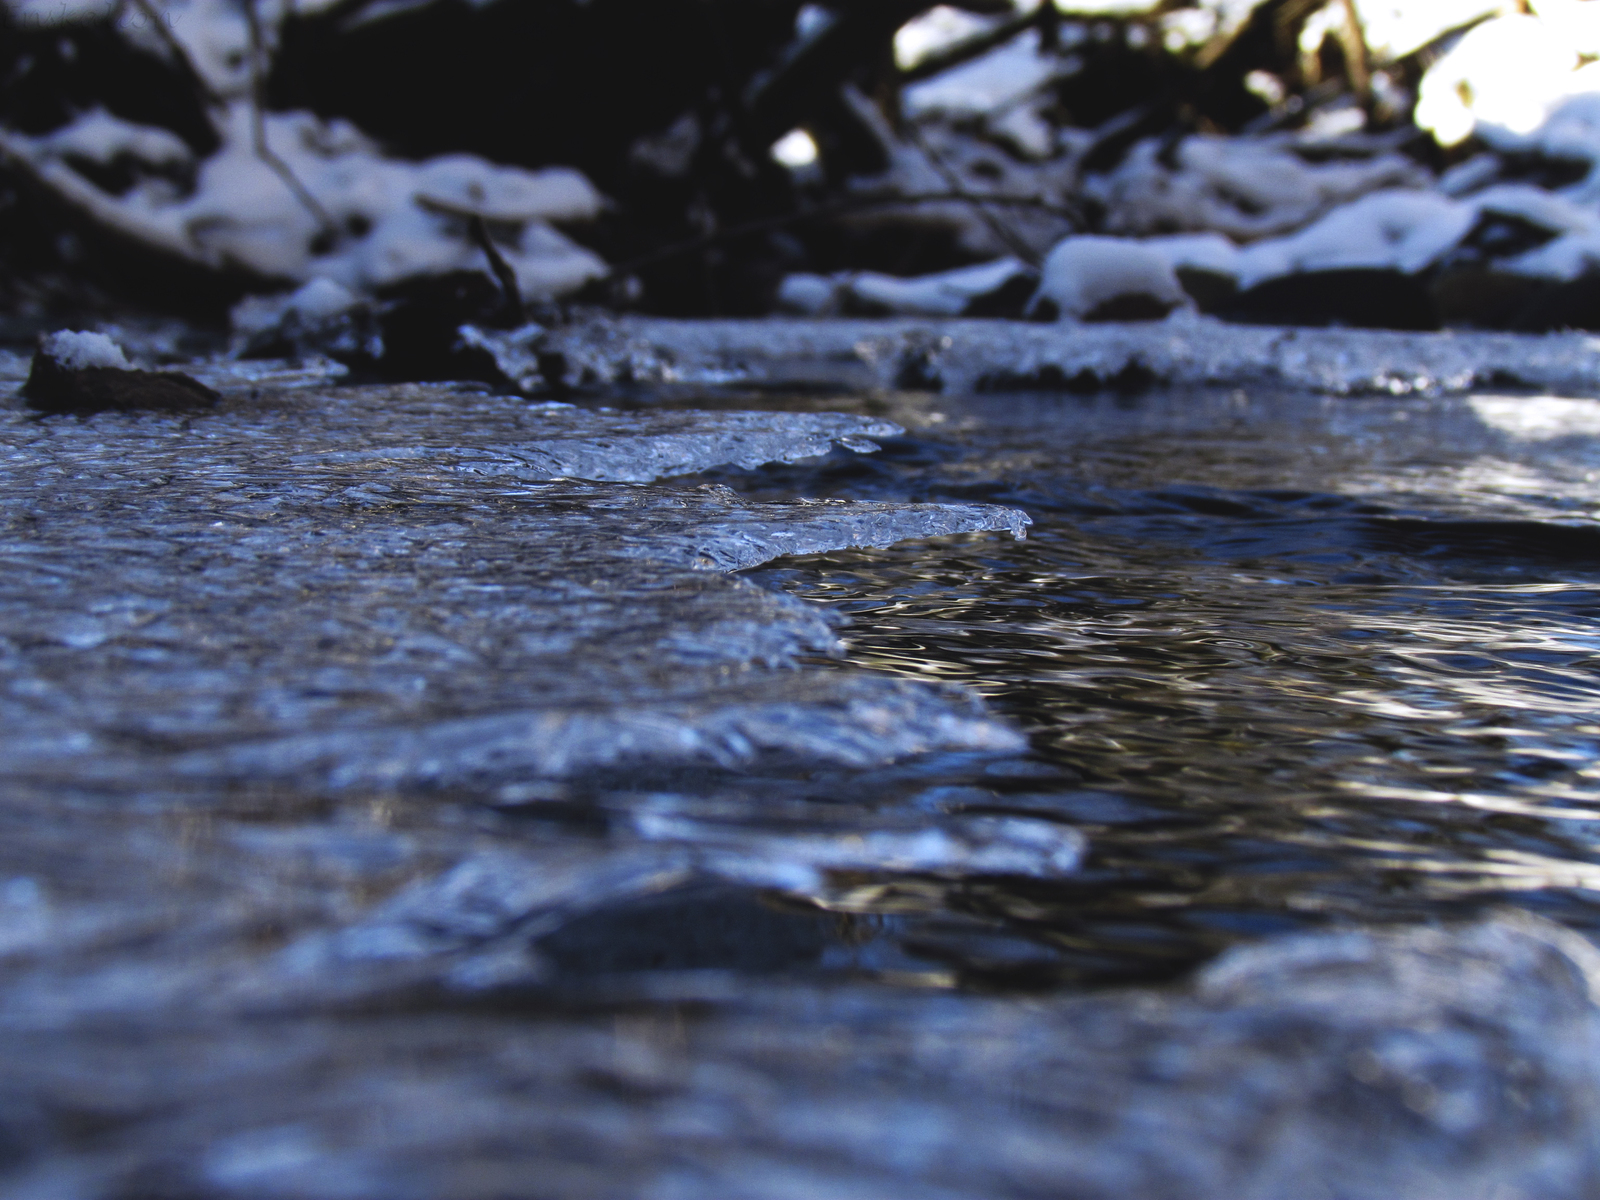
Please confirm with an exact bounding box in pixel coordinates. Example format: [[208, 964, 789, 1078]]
[[1087, 135, 1428, 242], [0, 0, 607, 307], [1032, 236, 1187, 319], [779, 259, 1032, 318], [0, 104, 606, 300]]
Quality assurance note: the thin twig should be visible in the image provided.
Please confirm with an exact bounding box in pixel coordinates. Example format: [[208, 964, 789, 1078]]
[[125, 0, 226, 108], [605, 190, 1080, 278], [901, 121, 1043, 266], [467, 215, 525, 325], [242, 0, 338, 238], [1337, 0, 1371, 104]]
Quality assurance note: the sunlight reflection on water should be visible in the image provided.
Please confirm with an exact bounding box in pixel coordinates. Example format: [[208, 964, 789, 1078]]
[[727, 384, 1600, 973]]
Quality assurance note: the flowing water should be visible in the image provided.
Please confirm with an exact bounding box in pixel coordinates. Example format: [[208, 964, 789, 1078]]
[[10, 370, 1600, 1195], [691, 384, 1600, 984]]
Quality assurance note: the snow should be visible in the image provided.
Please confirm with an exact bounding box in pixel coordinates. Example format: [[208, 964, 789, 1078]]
[[849, 258, 1031, 317], [283, 277, 357, 323], [1232, 190, 1476, 287], [32, 109, 192, 170], [1088, 135, 1427, 241], [776, 274, 841, 316], [894, 5, 1000, 72], [776, 260, 1031, 318], [1142, 233, 1242, 277], [39, 330, 131, 371], [1312, 0, 1502, 63], [1537, 85, 1600, 175], [902, 29, 1058, 119], [413, 157, 600, 224], [1032, 236, 1188, 319], [770, 129, 820, 170], [0, 104, 607, 301], [986, 102, 1056, 160], [1414, 9, 1600, 158], [1499, 232, 1600, 282], [1474, 184, 1598, 238]]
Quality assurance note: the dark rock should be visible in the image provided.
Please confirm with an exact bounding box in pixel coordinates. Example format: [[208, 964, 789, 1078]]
[[1220, 268, 1441, 331], [1432, 266, 1600, 334], [1509, 274, 1600, 333], [961, 268, 1042, 318], [1432, 266, 1548, 329], [371, 271, 515, 386], [1082, 293, 1180, 323], [1176, 266, 1239, 313], [1448, 211, 1560, 265], [21, 352, 219, 415]]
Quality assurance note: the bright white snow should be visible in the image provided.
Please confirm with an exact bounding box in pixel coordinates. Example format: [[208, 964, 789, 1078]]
[[1032, 236, 1188, 319], [39, 330, 132, 371]]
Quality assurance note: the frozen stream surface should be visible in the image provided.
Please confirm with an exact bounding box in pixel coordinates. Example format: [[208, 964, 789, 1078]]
[[5, 334, 1600, 1197]]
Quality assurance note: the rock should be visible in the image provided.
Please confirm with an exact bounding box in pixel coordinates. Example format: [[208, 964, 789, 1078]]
[[21, 330, 220, 414], [1509, 273, 1600, 333], [369, 270, 514, 385], [1175, 266, 1240, 313], [1220, 268, 1442, 332], [1030, 235, 1188, 322], [1431, 266, 1549, 330]]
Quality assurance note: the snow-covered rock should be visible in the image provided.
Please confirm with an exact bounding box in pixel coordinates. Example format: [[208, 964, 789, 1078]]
[[849, 258, 1033, 317], [778, 260, 1035, 319], [1087, 135, 1429, 242], [1031, 236, 1188, 321], [1141, 233, 1242, 278], [1234, 190, 1475, 288], [901, 28, 1059, 120], [38, 330, 132, 371], [775, 274, 843, 316]]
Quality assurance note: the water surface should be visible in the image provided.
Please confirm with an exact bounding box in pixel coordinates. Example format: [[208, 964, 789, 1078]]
[[714, 386, 1600, 981]]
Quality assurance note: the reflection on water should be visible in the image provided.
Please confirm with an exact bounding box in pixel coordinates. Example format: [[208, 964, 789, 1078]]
[[728, 386, 1600, 980]]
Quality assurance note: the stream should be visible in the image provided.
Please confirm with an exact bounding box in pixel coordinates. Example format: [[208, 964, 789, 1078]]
[[7, 363, 1600, 1196], [718, 385, 1600, 983]]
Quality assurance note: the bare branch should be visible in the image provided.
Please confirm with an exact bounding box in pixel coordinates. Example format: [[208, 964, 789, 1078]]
[[241, 0, 338, 240]]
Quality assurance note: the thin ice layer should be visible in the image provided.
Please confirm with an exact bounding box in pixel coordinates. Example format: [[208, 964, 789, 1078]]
[[540, 314, 1600, 396], [0, 384, 1025, 793]]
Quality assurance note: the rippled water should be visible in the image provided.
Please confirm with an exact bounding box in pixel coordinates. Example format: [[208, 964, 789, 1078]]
[[702, 386, 1600, 981], [9, 371, 1600, 1196]]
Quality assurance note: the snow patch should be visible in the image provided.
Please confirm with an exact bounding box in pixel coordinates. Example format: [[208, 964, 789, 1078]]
[[850, 258, 1031, 317], [32, 108, 192, 170], [39, 331, 131, 371], [1233, 190, 1475, 287], [1415, 10, 1600, 158], [0, 103, 607, 302], [1088, 135, 1428, 242], [902, 29, 1057, 119], [1032, 236, 1187, 320]]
